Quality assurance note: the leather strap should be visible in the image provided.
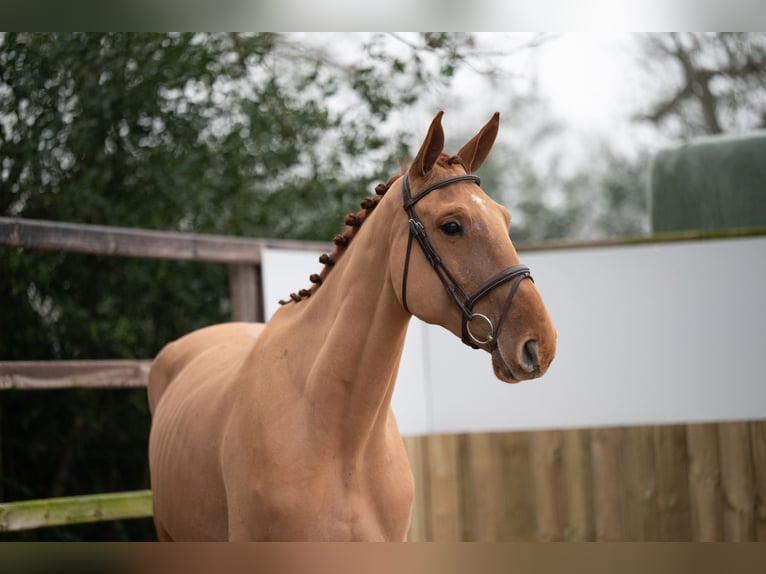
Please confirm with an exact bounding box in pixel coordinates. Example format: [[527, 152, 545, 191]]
[[461, 265, 531, 349], [404, 174, 482, 210], [400, 173, 533, 350]]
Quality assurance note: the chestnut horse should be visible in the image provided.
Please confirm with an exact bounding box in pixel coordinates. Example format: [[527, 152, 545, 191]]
[[147, 112, 556, 541]]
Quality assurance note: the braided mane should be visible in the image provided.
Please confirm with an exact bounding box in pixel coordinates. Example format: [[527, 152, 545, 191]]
[[278, 153, 464, 306], [278, 173, 400, 306]]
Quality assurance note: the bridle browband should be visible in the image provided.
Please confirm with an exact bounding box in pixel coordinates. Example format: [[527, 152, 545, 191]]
[[401, 173, 533, 352]]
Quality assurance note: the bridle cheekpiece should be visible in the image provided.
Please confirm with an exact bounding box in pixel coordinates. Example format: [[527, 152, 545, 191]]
[[401, 173, 533, 352]]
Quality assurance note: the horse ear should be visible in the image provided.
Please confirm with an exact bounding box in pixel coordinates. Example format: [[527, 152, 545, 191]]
[[457, 112, 500, 173], [410, 111, 445, 178]]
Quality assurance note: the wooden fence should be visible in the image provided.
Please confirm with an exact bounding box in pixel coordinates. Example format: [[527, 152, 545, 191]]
[[1, 216, 765, 540], [403, 422, 766, 541], [0, 216, 328, 534]]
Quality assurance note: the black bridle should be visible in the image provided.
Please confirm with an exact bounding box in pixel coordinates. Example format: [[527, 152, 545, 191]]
[[401, 173, 533, 351]]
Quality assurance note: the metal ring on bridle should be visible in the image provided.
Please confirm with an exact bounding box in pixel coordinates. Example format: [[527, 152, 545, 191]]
[[466, 313, 495, 346]]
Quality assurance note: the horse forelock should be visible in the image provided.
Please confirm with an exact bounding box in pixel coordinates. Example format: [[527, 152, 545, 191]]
[[415, 153, 467, 184], [444, 153, 465, 168]]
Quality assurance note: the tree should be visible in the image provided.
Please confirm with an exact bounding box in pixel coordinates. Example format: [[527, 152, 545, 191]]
[[495, 33, 766, 243], [476, 88, 650, 243], [636, 33, 766, 138], [478, 33, 766, 247]]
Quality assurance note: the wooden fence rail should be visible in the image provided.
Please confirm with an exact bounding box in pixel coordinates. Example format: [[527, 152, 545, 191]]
[[0, 216, 333, 264], [0, 360, 151, 390], [0, 491, 152, 532], [0, 216, 329, 322]]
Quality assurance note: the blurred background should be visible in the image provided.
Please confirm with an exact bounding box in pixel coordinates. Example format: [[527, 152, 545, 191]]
[[1, 32, 765, 540]]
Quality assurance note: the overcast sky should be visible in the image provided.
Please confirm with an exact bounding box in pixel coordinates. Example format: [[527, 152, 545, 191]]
[[393, 33, 667, 173]]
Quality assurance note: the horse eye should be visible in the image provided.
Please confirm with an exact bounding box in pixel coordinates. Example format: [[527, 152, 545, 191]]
[[440, 221, 463, 236]]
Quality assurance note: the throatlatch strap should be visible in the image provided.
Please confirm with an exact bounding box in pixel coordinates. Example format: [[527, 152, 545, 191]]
[[401, 229, 415, 314]]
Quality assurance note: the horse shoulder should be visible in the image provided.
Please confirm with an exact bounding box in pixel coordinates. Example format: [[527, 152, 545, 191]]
[[148, 322, 265, 414], [148, 322, 266, 541]]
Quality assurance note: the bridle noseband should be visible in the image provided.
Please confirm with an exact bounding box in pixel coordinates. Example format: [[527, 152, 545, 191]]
[[401, 173, 533, 352]]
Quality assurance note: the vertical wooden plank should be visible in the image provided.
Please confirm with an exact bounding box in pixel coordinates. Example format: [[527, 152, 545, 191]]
[[561, 428, 595, 541], [653, 424, 692, 540], [460, 433, 502, 541], [749, 421, 766, 541], [495, 431, 535, 541], [530, 430, 563, 541], [686, 423, 724, 541], [718, 422, 756, 541], [590, 427, 627, 540], [403, 435, 430, 542], [623, 426, 660, 540], [229, 263, 263, 322], [427, 434, 463, 541]]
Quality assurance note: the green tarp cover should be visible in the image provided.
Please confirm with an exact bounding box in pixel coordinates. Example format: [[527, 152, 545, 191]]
[[651, 131, 766, 233]]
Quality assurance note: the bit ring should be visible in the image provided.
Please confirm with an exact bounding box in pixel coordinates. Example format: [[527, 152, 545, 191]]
[[466, 313, 494, 346]]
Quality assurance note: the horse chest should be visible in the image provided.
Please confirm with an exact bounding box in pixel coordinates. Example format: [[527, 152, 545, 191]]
[[269, 467, 412, 540], [230, 435, 414, 541]]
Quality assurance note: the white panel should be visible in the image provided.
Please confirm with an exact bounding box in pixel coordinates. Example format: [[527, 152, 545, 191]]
[[261, 249, 322, 321], [426, 237, 766, 433], [392, 320, 430, 436], [261, 238, 766, 436]]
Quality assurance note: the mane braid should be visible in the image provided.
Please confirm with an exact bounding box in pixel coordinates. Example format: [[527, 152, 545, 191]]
[[278, 180, 393, 306]]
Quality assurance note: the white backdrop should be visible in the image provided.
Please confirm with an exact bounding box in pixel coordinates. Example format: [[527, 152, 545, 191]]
[[262, 237, 766, 436]]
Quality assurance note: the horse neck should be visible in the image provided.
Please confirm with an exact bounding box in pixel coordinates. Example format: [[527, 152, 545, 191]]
[[286, 190, 411, 454]]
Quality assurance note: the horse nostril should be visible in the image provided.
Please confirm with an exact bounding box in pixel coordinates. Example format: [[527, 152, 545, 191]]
[[522, 339, 539, 373]]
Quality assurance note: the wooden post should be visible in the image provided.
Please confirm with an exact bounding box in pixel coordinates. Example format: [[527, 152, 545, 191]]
[[749, 421, 766, 541], [403, 435, 430, 542], [590, 427, 627, 540], [718, 422, 756, 541], [561, 428, 594, 541], [686, 423, 724, 541], [229, 263, 263, 322], [530, 430, 563, 541], [653, 425, 691, 540], [427, 434, 463, 541], [496, 431, 535, 541], [623, 426, 660, 540], [460, 433, 502, 541]]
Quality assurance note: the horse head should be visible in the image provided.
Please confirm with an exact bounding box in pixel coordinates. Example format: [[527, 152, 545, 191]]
[[389, 111, 557, 383]]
